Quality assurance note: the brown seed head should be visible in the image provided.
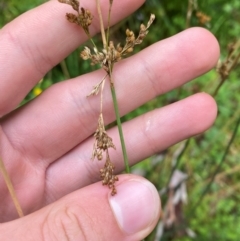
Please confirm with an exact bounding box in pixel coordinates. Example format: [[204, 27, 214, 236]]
[[196, 11, 211, 25], [99, 153, 118, 196], [66, 13, 78, 24], [58, 0, 80, 12]]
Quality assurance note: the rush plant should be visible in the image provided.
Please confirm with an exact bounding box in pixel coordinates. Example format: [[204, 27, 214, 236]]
[[58, 0, 155, 195]]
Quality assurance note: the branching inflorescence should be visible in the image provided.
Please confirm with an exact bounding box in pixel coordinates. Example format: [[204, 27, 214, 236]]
[[58, 0, 155, 195]]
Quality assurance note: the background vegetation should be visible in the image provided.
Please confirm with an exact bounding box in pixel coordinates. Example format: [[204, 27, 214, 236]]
[[0, 0, 240, 240]]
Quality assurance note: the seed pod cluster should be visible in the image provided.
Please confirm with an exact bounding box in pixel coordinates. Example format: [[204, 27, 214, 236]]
[[58, 0, 93, 34], [92, 115, 116, 161], [100, 154, 119, 196], [91, 114, 118, 195], [80, 14, 155, 74]]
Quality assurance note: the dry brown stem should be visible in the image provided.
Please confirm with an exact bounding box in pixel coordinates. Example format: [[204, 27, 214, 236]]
[[96, 0, 107, 49], [214, 39, 240, 96], [0, 157, 24, 217]]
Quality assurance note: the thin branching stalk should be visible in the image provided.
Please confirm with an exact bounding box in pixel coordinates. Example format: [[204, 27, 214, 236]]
[[100, 76, 106, 114], [213, 51, 240, 97], [88, 36, 98, 51], [80, 21, 98, 50], [190, 115, 240, 215], [186, 0, 199, 28], [186, 0, 194, 29], [0, 157, 24, 217], [214, 39, 240, 96]]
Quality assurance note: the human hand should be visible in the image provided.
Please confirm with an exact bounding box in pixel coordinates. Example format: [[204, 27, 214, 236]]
[[0, 0, 219, 240]]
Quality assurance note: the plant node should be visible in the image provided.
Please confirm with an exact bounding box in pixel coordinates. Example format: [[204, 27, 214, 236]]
[[80, 14, 155, 75]]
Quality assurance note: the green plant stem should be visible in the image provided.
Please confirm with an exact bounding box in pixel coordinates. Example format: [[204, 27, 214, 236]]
[[89, 38, 98, 50], [0, 157, 24, 218], [190, 115, 240, 215], [60, 60, 70, 79], [109, 81, 130, 173], [84, 30, 98, 50]]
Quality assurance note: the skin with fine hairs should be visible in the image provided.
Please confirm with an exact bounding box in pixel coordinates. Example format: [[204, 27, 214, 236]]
[[0, 0, 219, 240]]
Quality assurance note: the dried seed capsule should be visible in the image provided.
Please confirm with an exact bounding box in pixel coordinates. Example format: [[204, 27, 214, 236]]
[[127, 48, 133, 53]]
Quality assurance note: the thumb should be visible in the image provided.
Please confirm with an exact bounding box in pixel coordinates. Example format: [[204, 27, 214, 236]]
[[1, 175, 161, 241]]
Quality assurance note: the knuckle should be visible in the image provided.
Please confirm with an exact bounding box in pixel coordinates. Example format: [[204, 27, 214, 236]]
[[42, 205, 89, 241]]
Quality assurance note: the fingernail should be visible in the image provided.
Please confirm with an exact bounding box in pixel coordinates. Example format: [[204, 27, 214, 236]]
[[109, 178, 160, 235]]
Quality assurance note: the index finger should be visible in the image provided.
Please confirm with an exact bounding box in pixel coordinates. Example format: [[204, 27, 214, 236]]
[[0, 0, 145, 116]]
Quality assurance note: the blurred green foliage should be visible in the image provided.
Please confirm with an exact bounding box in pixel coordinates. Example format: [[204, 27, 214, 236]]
[[0, 0, 240, 240]]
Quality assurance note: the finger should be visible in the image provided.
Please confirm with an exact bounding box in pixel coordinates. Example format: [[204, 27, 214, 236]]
[[45, 92, 217, 199], [0, 0, 144, 116], [1, 175, 161, 241], [1, 28, 220, 164]]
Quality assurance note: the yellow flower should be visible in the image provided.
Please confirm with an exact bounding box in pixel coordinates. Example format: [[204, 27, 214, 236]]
[[33, 87, 42, 96]]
